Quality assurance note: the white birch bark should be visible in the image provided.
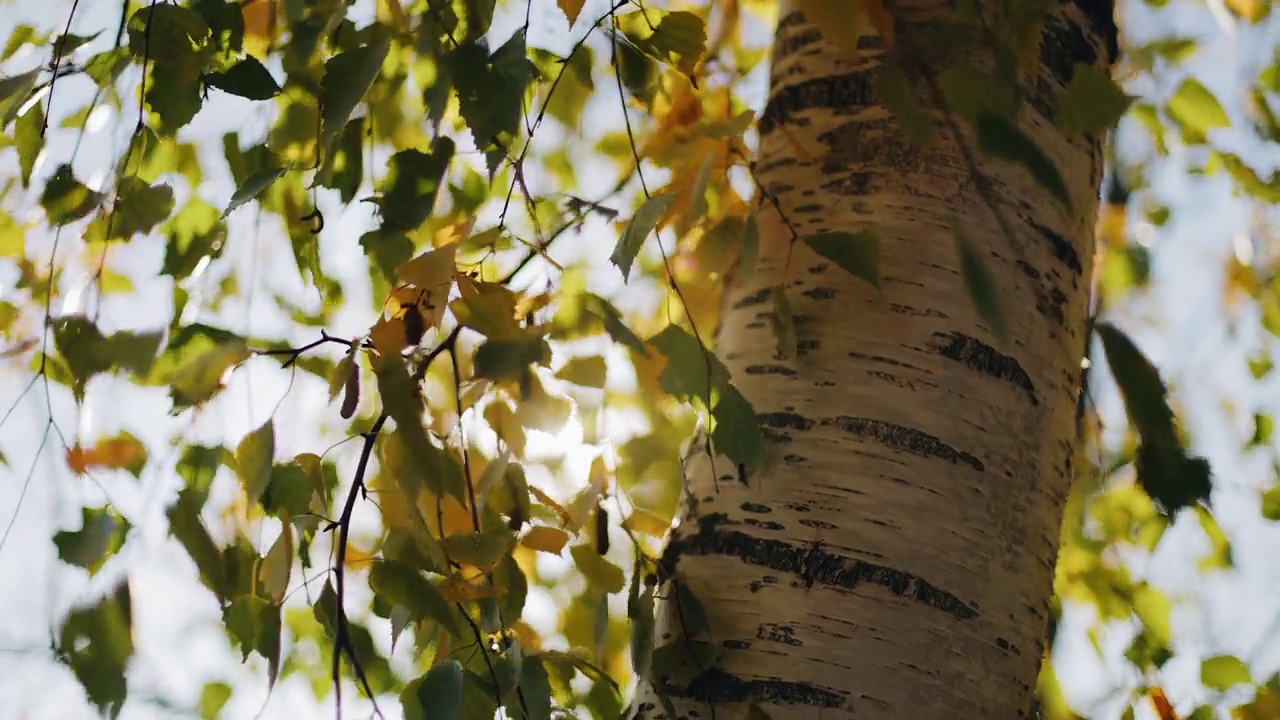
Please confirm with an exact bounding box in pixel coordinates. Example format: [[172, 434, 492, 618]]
[[627, 1, 1117, 717]]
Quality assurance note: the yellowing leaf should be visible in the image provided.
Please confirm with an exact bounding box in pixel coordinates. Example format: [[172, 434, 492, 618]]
[[441, 531, 514, 570], [396, 242, 459, 290], [520, 525, 570, 555], [259, 528, 292, 604], [622, 507, 672, 537], [557, 0, 586, 24], [66, 433, 148, 477]]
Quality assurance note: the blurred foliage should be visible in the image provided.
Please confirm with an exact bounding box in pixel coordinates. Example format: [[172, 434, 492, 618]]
[[0, 0, 1279, 718]]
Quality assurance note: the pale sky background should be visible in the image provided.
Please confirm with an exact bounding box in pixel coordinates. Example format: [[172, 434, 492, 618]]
[[0, 1, 1278, 719]]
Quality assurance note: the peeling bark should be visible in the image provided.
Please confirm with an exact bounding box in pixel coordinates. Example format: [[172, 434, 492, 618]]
[[627, 1, 1115, 718]]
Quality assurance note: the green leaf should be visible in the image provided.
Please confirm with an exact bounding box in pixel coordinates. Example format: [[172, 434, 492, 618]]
[[1167, 78, 1230, 137], [1201, 654, 1251, 691], [556, 356, 608, 388], [42, 164, 104, 224], [402, 661, 464, 720], [369, 560, 460, 634], [712, 384, 764, 469], [58, 582, 133, 719], [769, 286, 797, 360], [204, 57, 280, 100], [954, 229, 1007, 340], [441, 530, 515, 570], [570, 544, 626, 593], [198, 682, 232, 720], [15, 103, 42, 187], [802, 230, 879, 289], [319, 35, 391, 158], [974, 112, 1071, 209], [508, 656, 552, 720], [630, 585, 656, 678], [223, 594, 282, 685], [611, 194, 677, 281], [54, 507, 131, 575], [1262, 485, 1280, 521], [168, 488, 227, 601], [0, 69, 39, 129], [617, 10, 706, 75], [448, 32, 535, 168], [474, 336, 552, 381], [235, 421, 275, 507], [261, 462, 315, 518], [86, 178, 175, 242], [1054, 63, 1134, 135], [222, 163, 288, 218], [1097, 323, 1213, 514], [377, 138, 456, 232], [648, 324, 729, 402]]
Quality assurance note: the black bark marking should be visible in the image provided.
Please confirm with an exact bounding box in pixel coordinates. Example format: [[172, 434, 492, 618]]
[[848, 351, 930, 373], [744, 364, 798, 377], [1027, 218, 1083, 274], [677, 667, 847, 708], [799, 518, 837, 530], [758, 412, 816, 432], [807, 263, 828, 274], [757, 623, 804, 646], [929, 331, 1039, 406], [744, 518, 786, 531], [820, 416, 986, 471], [723, 639, 751, 650], [662, 515, 979, 620], [888, 302, 947, 318], [797, 339, 819, 355], [801, 287, 836, 300], [782, 454, 806, 465], [759, 70, 876, 137], [741, 502, 773, 514], [733, 287, 772, 309], [793, 203, 824, 214]]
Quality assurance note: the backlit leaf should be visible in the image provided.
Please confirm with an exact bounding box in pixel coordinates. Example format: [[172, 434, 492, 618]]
[[41, 164, 104, 224], [611, 193, 677, 281], [403, 661, 464, 720], [570, 543, 625, 593], [1201, 655, 1251, 691], [222, 163, 287, 218], [235, 420, 274, 507], [1055, 63, 1134, 135], [204, 56, 280, 100], [1167, 78, 1230, 137], [616, 10, 706, 75], [319, 35, 391, 155], [54, 507, 131, 575], [521, 525, 570, 554], [58, 582, 133, 719], [223, 594, 282, 685]]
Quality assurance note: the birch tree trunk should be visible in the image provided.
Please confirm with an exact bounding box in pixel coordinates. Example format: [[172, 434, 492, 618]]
[[628, 1, 1117, 717]]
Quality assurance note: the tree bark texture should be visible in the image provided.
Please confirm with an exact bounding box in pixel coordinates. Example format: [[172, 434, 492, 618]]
[[628, 1, 1117, 717]]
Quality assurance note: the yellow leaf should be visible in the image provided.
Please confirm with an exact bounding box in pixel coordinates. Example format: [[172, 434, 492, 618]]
[[794, 0, 873, 57], [241, 0, 277, 57], [259, 528, 292, 603], [570, 544, 625, 593], [369, 314, 408, 356], [622, 507, 672, 537], [528, 484, 571, 526], [520, 525, 571, 555], [558, 0, 586, 24], [396, 241, 458, 290]]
